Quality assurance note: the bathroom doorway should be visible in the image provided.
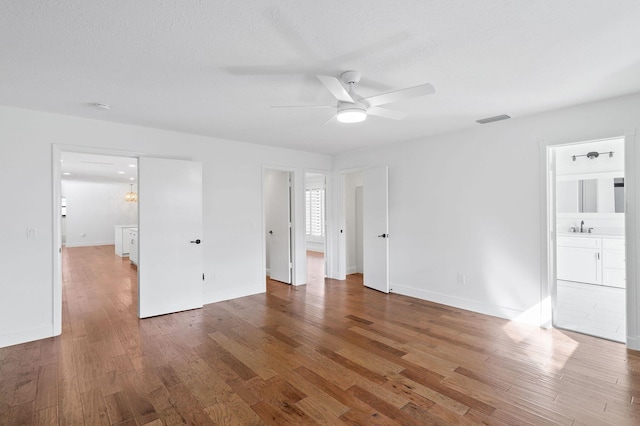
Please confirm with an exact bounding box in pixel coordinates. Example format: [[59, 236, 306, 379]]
[[551, 137, 626, 342]]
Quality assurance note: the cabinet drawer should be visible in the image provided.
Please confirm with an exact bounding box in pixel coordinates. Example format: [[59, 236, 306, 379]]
[[603, 268, 625, 288], [557, 236, 601, 248], [603, 250, 625, 269], [603, 238, 625, 250]]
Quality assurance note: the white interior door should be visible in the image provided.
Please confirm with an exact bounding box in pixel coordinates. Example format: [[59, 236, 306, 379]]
[[363, 166, 389, 293], [138, 157, 203, 318], [267, 170, 292, 284]]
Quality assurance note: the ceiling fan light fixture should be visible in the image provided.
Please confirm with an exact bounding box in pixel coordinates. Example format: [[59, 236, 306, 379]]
[[337, 108, 367, 123]]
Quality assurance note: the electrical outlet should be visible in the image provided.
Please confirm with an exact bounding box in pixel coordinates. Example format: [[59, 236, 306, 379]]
[[457, 273, 466, 286]]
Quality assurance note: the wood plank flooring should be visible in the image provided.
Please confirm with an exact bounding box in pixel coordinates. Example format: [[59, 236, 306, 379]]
[[2, 245, 640, 425]]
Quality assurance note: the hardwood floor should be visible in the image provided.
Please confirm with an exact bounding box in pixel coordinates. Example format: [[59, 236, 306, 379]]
[[2, 245, 640, 425]]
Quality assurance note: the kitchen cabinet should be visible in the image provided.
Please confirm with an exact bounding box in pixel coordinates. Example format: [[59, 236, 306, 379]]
[[115, 225, 137, 257], [128, 228, 138, 266], [557, 235, 624, 288]]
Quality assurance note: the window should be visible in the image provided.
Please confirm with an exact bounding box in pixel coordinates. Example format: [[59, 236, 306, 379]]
[[306, 188, 325, 237]]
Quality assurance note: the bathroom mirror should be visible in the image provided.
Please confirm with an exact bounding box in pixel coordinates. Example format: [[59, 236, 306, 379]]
[[557, 177, 624, 213]]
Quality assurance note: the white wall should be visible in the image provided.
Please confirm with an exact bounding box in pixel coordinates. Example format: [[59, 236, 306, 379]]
[[0, 105, 330, 348], [62, 180, 137, 247], [332, 92, 640, 346]]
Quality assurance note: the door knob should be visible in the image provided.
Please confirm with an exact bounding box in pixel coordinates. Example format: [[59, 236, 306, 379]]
[[190, 239, 201, 244], [269, 230, 273, 235], [377, 233, 388, 238]]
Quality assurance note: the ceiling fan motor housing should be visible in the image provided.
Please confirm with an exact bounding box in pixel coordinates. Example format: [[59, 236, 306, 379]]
[[341, 70, 362, 85]]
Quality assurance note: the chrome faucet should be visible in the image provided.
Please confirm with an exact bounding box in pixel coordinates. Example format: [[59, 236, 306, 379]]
[[580, 220, 584, 233]]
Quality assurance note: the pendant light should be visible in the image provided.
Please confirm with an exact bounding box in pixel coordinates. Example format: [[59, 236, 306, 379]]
[[124, 184, 138, 202]]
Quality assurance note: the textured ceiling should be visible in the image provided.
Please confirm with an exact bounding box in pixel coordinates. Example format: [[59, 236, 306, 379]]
[[1, 1, 640, 154]]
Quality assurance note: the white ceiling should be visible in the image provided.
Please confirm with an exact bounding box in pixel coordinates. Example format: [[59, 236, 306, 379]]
[[61, 152, 137, 182], [2, 1, 640, 155]]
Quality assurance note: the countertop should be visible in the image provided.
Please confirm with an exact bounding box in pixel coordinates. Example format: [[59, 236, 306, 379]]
[[558, 232, 624, 239]]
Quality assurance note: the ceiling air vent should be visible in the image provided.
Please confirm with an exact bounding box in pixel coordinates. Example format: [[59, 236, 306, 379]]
[[476, 114, 511, 124]]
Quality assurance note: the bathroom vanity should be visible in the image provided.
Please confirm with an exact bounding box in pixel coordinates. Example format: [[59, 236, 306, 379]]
[[557, 233, 625, 288]]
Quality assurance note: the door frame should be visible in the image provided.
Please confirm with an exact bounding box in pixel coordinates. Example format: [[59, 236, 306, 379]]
[[52, 144, 143, 335], [334, 167, 371, 281], [263, 168, 294, 284], [304, 170, 331, 279], [540, 129, 637, 348], [262, 165, 306, 286]]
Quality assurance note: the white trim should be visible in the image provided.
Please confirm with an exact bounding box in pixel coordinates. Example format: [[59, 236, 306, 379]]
[[346, 266, 359, 275], [64, 241, 114, 248], [0, 326, 54, 348], [391, 283, 538, 324], [627, 336, 640, 351], [52, 145, 62, 337], [625, 128, 637, 349]]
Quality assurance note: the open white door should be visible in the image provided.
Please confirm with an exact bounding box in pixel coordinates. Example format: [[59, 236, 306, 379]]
[[266, 170, 292, 284], [363, 166, 390, 293], [138, 157, 203, 318]]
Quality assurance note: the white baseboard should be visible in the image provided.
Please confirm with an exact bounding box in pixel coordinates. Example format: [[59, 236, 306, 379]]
[[346, 265, 363, 275], [0, 325, 54, 349], [627, 335, 640, 351], [391, 282, 540, 325], [65, 241, 114, 248], [265, 268, 270, 275], [306, 242, 325, 253]]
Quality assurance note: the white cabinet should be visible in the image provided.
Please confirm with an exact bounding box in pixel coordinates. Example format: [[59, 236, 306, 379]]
[[557, 235, 624, 288], [115, 225, 137, 257], [557, 236, 601, 285], [128, 228, 138, 266], [603, 238, 625, 288]]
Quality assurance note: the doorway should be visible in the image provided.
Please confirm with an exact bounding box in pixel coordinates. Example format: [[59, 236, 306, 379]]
[[264, 169, 293, 284], [341, 166, 390, 293], [550, 137, 626, 342], [54, 147, 205, 333], [54, 150, 139, 335], [305, 172, 327, 285]]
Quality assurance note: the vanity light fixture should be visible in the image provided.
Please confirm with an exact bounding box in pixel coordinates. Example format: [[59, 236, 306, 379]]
[[571, 151, 614, 161], [124, 184, 138, 202]]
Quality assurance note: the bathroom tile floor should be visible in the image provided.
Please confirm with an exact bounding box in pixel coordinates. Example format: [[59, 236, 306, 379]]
[[555, 280, 626, 342]]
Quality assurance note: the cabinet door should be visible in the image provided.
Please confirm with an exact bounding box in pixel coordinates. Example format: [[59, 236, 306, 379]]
[[122, 228, 131, 255], [128, 231, 138, 265], [557, 246, 601, 285]]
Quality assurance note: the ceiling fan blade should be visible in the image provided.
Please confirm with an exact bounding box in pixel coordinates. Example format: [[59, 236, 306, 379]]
[[364, 83, 435, 107], [323, 114, 337, 124], [271, 105, 333, 109], [317, 75, 354, 103], [367, 107, 407, 120]]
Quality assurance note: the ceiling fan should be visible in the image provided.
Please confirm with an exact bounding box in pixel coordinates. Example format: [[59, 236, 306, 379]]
[[272, 70, 435, 123]]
